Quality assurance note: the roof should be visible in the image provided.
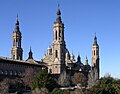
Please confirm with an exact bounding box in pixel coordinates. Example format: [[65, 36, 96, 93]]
[[0, 57, 46, 67]]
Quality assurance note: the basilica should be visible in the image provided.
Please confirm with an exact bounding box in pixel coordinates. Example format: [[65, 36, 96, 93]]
[[0, 5, 100, 87]]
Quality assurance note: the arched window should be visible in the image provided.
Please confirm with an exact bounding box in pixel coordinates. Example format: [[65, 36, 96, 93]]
[[55, 30, 57, 40], [59, 31, 61, 38], [0, 70, 3, 75], [94, 50, 95, 56], [49, 69, 52, 73], [18, 72, 21, 76], [13, 55, 15, 59], [55, 50, 58, 58], [13, 40, 15, 46], [55, 66, 57, 68], [9, 71, 13, 75], [5, 71, 8, 75], [14, 71, 17, 76]]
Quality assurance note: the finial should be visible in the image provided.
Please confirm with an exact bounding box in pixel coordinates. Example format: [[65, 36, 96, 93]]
[[56, 2, 62, 23], [17, 14, 18, 20], [16, 14, 19, 25], [14, 14, 20, 32], [58, 2, 60, 9], [86, 55, 88, 60], [85, 55, 88, 65], [95, 32, 97, 38], [30, 46, 32, 52], [93, 32, 98, 45], [29, 46, 32, 53], [95, 32, 96, 36], [57, 4, 61, 15], [95, 32, 97, 39], [77, 54, 81, 62]]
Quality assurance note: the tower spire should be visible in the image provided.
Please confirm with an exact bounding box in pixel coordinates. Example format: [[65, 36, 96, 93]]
[[28, 46, 33, 59], [56, 3, 62, 23], [57, 3, 61, 15], [15, 15, 20, 32], [93, 33, 98, 45], [16, 15, 19, 25]]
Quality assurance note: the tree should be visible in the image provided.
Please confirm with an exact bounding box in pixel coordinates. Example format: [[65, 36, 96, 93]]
[[22, 68, 35, 88], [71, 72, 86, 87], [62, 89, 70, 94], [32, 88, 49, 94], [32, 70, 58, 92], [9, 78, 25, 93], [0, 78, 9, 94], [73, 88, 84, 94], [58, 70, 70, 86], [51, 88, 62, 94], [91, 76, 120, 94]]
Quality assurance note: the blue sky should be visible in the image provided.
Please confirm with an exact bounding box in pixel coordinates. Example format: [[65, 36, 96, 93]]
[[0, 0, 120, 78]]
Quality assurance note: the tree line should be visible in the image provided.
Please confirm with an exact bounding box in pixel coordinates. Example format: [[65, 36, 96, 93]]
[[0, 68, 120, 94]]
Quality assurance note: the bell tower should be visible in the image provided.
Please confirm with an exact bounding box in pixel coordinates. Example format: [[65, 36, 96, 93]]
[[11, 16, 23, 60], [52, 4, 66, 74], [92, 35, 99, 66], [92, 34, 100, 79]]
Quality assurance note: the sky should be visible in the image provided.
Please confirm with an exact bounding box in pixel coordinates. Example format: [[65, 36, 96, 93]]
[[0, 0, 120, 78]]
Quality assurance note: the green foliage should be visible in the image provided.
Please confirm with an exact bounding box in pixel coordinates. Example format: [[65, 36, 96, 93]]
[[51, 88, 62, 94], [92, 76, 120, 94], [32, 70, 58, 92]]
